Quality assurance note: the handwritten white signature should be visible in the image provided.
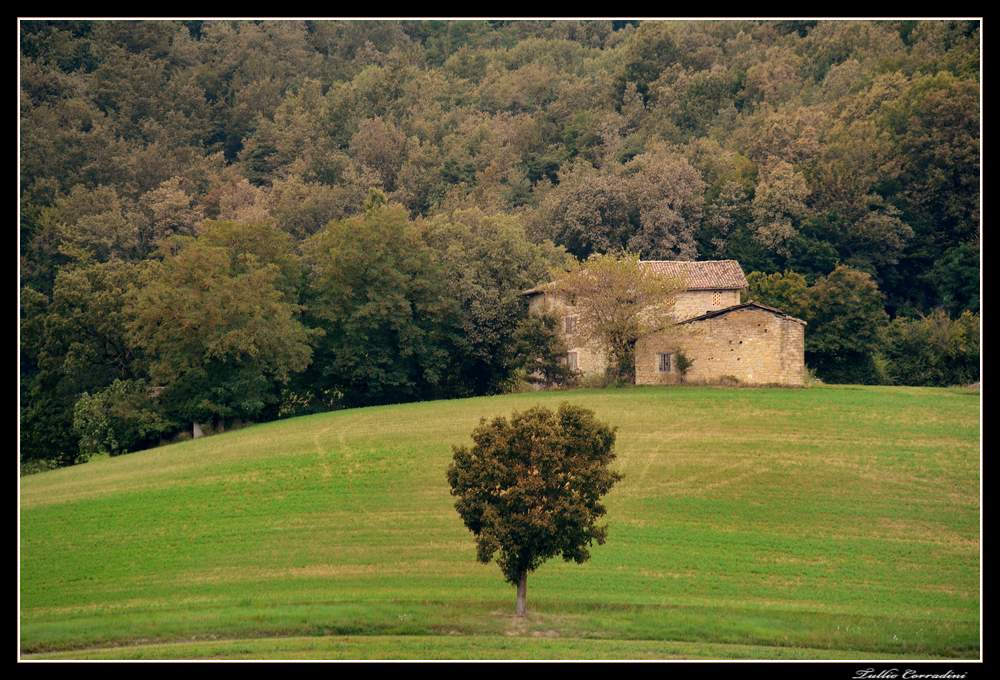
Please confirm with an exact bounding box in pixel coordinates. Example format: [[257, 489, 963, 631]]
[[853, 670, 967, 680]]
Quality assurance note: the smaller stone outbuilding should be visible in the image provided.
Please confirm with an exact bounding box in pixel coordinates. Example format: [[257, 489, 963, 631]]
[[635, 302, 807, 387]]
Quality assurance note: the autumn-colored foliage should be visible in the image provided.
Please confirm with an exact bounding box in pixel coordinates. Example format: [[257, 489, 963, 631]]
[[447, 403, 621, 615], [19, 20, 980, 467]]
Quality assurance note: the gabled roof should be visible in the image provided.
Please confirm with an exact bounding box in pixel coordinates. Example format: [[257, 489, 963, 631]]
[[638, 260, 748, 290], [679, 301, 807, 326]]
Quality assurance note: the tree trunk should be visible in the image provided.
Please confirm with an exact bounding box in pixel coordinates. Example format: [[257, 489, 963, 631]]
[[515, 570, 527, 617], [192, 421, 204, 439]]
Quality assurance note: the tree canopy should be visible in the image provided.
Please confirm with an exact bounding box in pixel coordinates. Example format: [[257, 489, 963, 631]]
[[127, 227, 314, 429], [446, 402, 621, 615]]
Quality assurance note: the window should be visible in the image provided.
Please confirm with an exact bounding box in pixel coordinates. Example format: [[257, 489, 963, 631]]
[[658, 352, 672, 373], [564, 315, 577, 334], [567, 351, 579, 371], [713, 291, 722, 306]]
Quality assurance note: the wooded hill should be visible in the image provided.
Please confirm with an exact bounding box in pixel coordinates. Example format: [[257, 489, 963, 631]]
[[20, 20, 980, 468]]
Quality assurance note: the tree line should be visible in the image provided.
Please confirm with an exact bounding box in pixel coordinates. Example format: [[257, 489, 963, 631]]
[[22, 196, 572, 467], [20, 20, 979, 468]]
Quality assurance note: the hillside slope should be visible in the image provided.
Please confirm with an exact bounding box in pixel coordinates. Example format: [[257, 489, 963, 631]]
[[20, 385, 980, 659]]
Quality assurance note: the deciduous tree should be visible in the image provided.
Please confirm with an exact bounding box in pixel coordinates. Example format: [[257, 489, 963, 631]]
[[447, 403, 621, 616], [420, 208, 570, 395], [807, 264, 889, 383], [302, 199, 460, 406], [550, 251, 687, 383], [128, 235, 313, 433]]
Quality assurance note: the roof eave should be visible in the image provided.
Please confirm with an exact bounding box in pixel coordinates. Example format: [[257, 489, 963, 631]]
[[679, 301, 807, 325]]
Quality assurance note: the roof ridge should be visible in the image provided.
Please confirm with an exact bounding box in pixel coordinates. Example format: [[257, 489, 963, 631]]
[[638, 258, 739, 263], [679, 300, 808, 325]]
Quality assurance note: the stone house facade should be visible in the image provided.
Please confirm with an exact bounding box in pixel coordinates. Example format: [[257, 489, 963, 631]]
[[525, 260, 807, 387]]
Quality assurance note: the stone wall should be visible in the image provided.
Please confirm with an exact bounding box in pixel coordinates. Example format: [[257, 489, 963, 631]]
[[529, 291, 805, 386], [635, 307, 806, 386], [672, 289, 741, 321], [527, 292, 607, 377]]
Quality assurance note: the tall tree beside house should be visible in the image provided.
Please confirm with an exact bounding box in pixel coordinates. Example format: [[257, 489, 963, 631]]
[[550, 251, 688, 383], [301, 199, 463, 408], [806, 264, 889, 384], [511, 312, 577, 388], [420, 208, 572, 395], [447, 403, 621, 616], [127, 231, 314, 434], [745, 270, 814, 322]]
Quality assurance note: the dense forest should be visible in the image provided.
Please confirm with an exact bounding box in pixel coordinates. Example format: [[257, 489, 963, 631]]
[[20, 20, 980, 469]]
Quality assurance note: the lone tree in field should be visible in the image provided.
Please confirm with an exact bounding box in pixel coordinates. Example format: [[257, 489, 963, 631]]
[[446, 403, 621, 616], [551, 251, 687, 383]]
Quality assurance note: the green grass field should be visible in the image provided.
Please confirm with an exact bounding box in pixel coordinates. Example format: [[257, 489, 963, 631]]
[[20, 385, 980, 660]]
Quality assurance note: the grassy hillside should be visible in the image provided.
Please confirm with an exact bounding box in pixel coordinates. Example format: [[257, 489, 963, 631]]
[[20, 385, 980, 660]]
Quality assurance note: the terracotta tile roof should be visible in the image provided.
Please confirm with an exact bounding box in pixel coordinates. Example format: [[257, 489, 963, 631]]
[[639, 260, 748, 290], [679, 301, 807, 325], [521, 259, 749, 295]]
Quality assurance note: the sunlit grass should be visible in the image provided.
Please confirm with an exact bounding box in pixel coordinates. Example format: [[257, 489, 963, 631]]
[[21, 384, 980, 659]]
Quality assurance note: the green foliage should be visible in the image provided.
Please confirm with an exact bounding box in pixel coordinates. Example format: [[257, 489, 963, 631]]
[[924, 241, 980, 316], [532, 146, 705, 260], [20, 260, 146, 464], [750, 266, 978, 386], [303, 203, 460, 407], [746, 270, 813, 321], [615, 22, 679, 105], [128, 226, 314, 425], [674, 351, 694, 377], [510, 313, 576, 388], [72, 379, 173, 457], [421, 209, 571, 394], [806, 265, 889, 384], [196, 220, 303, 302], [447, 403, 621, 594], [19, 457, 62, 476], [878, 309, 979, 386], [19, 20, 981, 467]]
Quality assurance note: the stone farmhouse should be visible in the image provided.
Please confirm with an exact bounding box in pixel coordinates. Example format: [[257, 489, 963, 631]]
[[524, 260, 807, 387]]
